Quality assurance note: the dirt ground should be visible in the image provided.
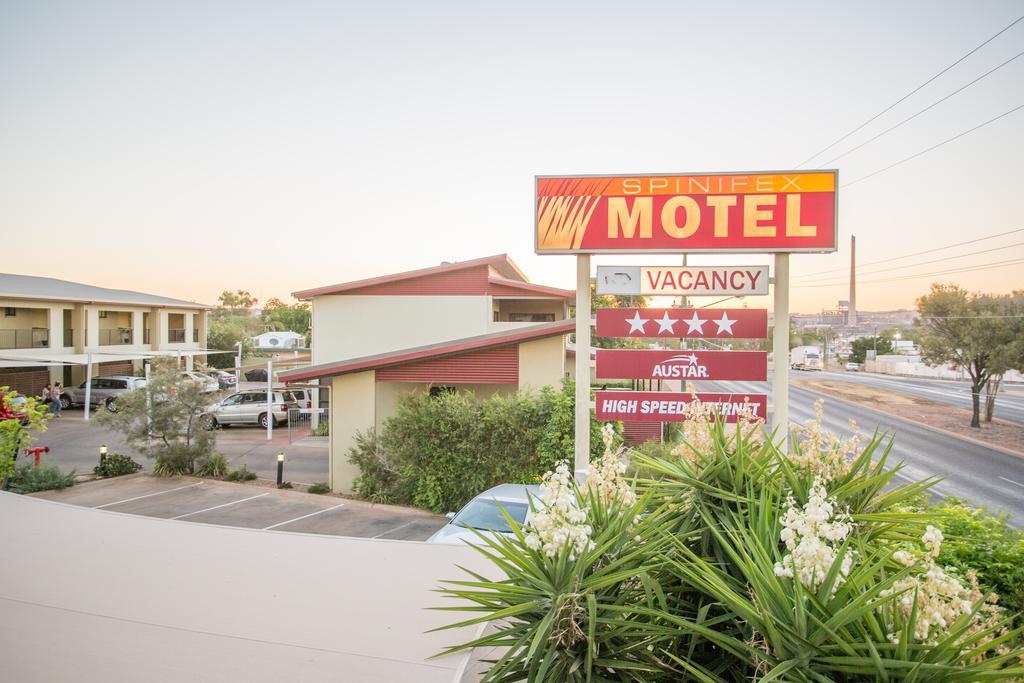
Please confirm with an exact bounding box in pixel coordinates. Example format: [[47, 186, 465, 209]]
[[793, 379, 1024, 456]]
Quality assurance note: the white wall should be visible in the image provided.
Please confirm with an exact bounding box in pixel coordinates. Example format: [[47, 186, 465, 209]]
[[312, 295, 494, 365]]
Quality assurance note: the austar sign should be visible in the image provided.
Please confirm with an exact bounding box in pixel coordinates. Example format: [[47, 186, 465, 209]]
[[596, 349, 767, 381]]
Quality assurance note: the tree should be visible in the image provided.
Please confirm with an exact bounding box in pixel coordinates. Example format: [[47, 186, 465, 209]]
[[917, 284, 1013, 428], [206, 319, 253, 368], [218, 289, 257, 310], [261, 298, 310, 336], [849, 335, 893, 364], [96, 358, 221, 474], [1, 388, 51, 485]]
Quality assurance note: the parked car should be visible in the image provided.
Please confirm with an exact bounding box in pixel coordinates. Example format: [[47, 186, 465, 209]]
[[180, 371, 220, 393], [245, 368, 268, 382], [289, 388, 313, 410], [63, 376, 148, 412], [846, 362, 860, 371], [207, 369, 238, 390], [206, 390, 298, 429], [427, 484, 541, 546]]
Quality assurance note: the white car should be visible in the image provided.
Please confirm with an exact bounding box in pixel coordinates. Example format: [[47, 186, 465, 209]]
[[845, 362, 860, 371], [427, 484, 540, 545], [180, 371, 220, 393]]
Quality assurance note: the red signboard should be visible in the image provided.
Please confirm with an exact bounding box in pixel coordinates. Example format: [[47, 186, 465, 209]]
[[596, 349, 767, 381], [535, 171, 837, 254], [596, 308, 767, 339], [596, 391, 768, 423]]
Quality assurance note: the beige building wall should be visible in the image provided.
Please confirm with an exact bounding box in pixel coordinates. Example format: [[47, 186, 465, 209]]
[[330, 370, 377, 493], [312, 295, 493, 365], [518, 335, 567, 391]]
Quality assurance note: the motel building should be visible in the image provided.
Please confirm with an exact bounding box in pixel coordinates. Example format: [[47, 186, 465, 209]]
[[0, 273, 211, 397], [280, 254, 576, 493]]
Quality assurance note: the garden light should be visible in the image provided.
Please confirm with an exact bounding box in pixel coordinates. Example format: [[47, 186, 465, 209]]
[[99, 444, 108, 465], [276, 452, 284, 486]]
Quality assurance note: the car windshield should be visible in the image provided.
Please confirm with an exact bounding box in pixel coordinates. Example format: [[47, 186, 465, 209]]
[[452, 499, 529, 533]]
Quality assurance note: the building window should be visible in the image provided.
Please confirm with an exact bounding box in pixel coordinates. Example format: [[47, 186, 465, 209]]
[[99, 311, 108, 318], [4, 307, 15, 317], [509, 313, 555, 323], [493, 310, 499, 322]]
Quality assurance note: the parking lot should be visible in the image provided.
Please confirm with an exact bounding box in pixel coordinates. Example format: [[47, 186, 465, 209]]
[[33, 475, 448, 540]]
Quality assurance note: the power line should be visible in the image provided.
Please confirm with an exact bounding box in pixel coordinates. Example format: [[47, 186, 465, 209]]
[[841, 103, 1024, 188], [791, 227, 1024, 279], [792, 257, 1024, 288], [795, 241, 1024, 285], [796, 13, 1024, 167], [822, 48, 1024, 166]]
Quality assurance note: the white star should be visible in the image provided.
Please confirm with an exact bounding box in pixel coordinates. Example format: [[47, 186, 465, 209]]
[[714, 312, 737, 335], [625, 311, 648, 334], [682, 353, 699, 365], [683, 312, 706, 335], [654, 312, 677, 334]]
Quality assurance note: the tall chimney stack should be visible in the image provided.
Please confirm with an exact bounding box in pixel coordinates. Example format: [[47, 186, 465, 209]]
[[849, 234, 857, 326]]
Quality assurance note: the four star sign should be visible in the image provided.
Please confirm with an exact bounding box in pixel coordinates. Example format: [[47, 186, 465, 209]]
[[618, 310, 744, 336]]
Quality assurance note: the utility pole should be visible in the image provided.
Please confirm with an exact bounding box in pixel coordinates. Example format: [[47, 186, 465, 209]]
[[848, 234, 857, 327]]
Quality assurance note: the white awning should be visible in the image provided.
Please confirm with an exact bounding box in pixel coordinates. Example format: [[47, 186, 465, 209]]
[[0, 349, 235, 366]]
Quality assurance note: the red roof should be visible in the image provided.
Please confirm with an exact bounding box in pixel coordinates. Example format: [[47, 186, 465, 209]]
[[280, 319, 574, 383], [293, 254, 532, 300], [487, 277, 573, 299]]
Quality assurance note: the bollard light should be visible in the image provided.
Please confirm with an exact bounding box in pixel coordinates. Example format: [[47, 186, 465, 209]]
[[99, 444, 108, 465], [276, 452, 284, 486]]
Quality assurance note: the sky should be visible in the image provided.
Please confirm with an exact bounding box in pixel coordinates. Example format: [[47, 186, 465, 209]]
[[1, 1, 1022, 314]]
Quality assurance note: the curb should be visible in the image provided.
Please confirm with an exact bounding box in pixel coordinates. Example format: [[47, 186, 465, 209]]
[[795, 384, 1024, 461]]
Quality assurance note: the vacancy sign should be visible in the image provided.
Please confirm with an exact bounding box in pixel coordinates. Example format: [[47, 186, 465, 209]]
[[596, 349, 767, 381], [596, 308, 768, 338], [596, 391, 768, 423], [535, 171, 837, 254], [597, 265, 769, 296]]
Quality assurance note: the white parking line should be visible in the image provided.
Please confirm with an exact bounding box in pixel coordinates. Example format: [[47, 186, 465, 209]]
[[262, 503, 346, 530], [171, 493, 270, 520], [371, 519, 418, 539], [94, 482, 203, 509], [999, 476, 1024, 489]]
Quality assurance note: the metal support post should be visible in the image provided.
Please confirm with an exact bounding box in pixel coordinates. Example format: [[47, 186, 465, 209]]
[[771, 253, 790, 453], [83, 353, 93, 421], [266, 360, 273, 441], [574, 254, 591, 479]]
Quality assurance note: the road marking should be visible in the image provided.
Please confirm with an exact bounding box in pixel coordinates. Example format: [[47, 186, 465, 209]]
[[171, 492, 270, 520], [94, 482, 203, 509], [999, 476, 1024, 489], [262, 503, 346, 530], [371, 519, 419, 539]]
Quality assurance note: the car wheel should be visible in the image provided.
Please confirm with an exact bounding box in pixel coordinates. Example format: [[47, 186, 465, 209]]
[[105, 397, 118, 413], [258, 413, 269, 429], [205, 416, 220, 431], [60, 396, 71, 409]]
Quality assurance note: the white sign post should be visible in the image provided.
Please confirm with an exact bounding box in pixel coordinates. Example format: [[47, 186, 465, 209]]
[[266, 360, 273, 441], [574, 255, 591, 479], [771, 254, 790, 453]]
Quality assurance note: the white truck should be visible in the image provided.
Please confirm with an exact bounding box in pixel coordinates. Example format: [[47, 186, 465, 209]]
[[790, 345, 823, 371]]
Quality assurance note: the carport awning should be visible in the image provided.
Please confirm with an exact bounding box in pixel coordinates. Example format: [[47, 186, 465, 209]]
[[0, 349, 235, 366]]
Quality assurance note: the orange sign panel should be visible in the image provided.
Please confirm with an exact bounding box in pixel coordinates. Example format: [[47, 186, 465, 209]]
[[535, 171, 837, 254]]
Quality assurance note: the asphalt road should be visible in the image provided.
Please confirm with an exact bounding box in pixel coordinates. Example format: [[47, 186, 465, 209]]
[[803, 370, 1024, 426], [704, 377, 1024, 526]]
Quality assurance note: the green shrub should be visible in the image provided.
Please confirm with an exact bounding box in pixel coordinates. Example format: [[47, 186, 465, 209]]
[[348, 379, 611, 514], [224, 466, 257, 482], [437, 413, 1024, 681], [307, 482, 330, 495], [195, 453, 229, 478], [310, 422, 329, 437], [7, 462, 75, 493], [929, 497, 1024, 621], [152, 446, 198, 476], [93, 452, 142, 478]]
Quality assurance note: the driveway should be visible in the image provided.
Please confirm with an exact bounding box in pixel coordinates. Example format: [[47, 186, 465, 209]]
[[33, 475, 447, 540]]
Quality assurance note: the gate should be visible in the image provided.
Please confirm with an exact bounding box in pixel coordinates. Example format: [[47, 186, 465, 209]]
[[286, 405, 329, 444]]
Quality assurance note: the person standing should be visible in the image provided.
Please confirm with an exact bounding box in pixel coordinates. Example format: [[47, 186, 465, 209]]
[[51, 382, 63, 417], [41, 384, 51, 406]]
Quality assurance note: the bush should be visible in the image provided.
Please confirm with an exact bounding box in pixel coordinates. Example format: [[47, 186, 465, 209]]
[[307, 482, 330, 494], [278, 481, 292, 489], [152, 445, 202, 476], [195, 453, 229, 478], [93, 452, 142, 478], [7, 462, 75, 493], [436, 409, 1024, 681], [224, 466, 257, 482], [348, 379, 611, 514], [310, 422, 329, 437]]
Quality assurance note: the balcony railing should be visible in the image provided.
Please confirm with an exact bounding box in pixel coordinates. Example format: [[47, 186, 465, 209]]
[[63, 328, 74, 347], [168, 329, 185, 343], [99, 328, 133, 346], [0, 328, 50, 350]]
